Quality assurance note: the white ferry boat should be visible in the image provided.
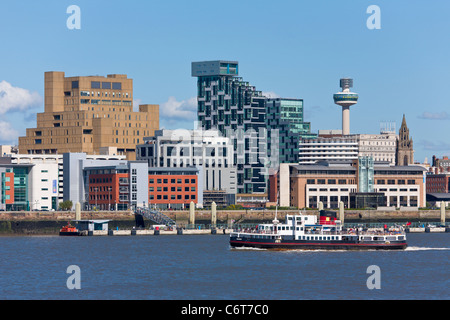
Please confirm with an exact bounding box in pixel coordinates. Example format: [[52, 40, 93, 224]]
[[229, 210, 407, 251]]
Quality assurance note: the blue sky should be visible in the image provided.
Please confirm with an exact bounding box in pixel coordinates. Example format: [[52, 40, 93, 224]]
[[0, 0, 449, 162]]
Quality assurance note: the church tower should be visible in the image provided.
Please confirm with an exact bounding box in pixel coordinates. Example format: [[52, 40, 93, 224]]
[[396, 114, 414, 166]]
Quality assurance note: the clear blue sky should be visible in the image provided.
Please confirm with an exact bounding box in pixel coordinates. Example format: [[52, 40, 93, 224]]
[[1, 0, 449, 163]]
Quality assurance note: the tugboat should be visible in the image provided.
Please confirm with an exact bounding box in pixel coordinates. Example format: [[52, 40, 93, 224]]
[[59, 222, 80, 236], [230, 210, 407, 251]]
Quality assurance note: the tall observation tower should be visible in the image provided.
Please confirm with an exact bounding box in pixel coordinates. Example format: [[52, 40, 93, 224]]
[[333, 78, 359, 135]]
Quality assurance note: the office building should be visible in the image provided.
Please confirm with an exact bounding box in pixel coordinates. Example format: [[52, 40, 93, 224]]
[[358, 132, 397, 165], [137, 128, 236, 206], [84, 165, 199, 210], [278, 159, 426, 209], [63, 153, 128, 209], [192, 60, 267, 195], [298, 135, 359, 164], [426, 173, 450, 194], [299, 119, 400, 166], [0, 163, 33, 211], [266, 98, 316, 165], [19, 72, 159, 160], [147, 167, 199, 209]]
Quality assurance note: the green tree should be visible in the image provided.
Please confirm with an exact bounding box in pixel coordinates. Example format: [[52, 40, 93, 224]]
[[59, 200, 73, 211]]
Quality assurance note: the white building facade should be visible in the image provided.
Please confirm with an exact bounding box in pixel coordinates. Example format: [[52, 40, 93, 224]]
[[137, 129, 237, 198], [298, 132, 398, 165]]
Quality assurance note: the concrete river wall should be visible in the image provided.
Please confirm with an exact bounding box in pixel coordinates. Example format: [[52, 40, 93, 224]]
[[0, 209, 448, 235]]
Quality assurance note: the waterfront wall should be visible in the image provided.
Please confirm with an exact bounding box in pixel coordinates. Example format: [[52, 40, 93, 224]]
[[0, 209, 448, 235]]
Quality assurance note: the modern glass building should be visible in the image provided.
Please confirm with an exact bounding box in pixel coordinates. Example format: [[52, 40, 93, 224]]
[[358, 156, 375, 193], [266, 98, 316, 165], [0, 166, 31, 211], [192, 60, 267, 194]]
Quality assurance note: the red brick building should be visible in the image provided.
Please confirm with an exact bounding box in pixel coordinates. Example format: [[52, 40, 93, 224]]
[[426, 174, 450, 194], [148, 167, 198, 209], [84, 165, 199, 210]]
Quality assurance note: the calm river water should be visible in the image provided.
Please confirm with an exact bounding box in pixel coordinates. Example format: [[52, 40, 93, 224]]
[[0, 233, 448, 300]]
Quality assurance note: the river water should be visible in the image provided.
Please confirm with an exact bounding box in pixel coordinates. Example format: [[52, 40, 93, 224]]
[[0, 233, 448, 300]]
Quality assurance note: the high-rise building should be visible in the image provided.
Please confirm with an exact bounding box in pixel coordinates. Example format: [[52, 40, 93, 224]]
[[192, 60, 267, 194], [266, 98, 316, 165], [19, 72, 159, 160]]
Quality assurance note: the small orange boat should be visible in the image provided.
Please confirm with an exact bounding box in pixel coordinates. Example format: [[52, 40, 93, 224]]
[[59, 222, 80, 236]]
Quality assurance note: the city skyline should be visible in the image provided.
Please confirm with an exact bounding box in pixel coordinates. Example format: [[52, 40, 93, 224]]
[[1, 1, 450, 162]]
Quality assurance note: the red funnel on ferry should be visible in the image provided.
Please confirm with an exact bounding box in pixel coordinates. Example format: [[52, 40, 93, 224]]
[[319, 210, 337, 225]]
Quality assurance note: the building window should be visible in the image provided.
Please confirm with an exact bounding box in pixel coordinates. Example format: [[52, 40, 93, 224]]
[[91, 81, 100, 89]]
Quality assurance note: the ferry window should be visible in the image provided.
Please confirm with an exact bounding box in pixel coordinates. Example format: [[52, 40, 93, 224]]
[[398, 236, 404, 240]]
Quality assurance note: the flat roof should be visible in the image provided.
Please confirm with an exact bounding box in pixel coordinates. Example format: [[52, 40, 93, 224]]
[[426, 193, 450, 200], [291, 162, 427, 172], [148, 167, 198, 173], [84, 165, 129, 171]]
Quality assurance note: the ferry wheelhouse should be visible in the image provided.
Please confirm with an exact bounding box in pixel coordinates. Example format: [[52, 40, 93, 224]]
[[230, 210, 407, 250]]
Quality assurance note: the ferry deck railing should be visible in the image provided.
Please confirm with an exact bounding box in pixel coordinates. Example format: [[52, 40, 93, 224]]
[[231, 226, 406, 236]]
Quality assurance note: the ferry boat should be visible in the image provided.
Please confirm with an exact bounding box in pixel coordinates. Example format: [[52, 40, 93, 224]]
[[59, 222, 80, 236], [230, 210, 407, 251]]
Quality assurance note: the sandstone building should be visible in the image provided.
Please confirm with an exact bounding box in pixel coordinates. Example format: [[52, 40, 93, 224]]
[[19, 72, 159, 160]]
